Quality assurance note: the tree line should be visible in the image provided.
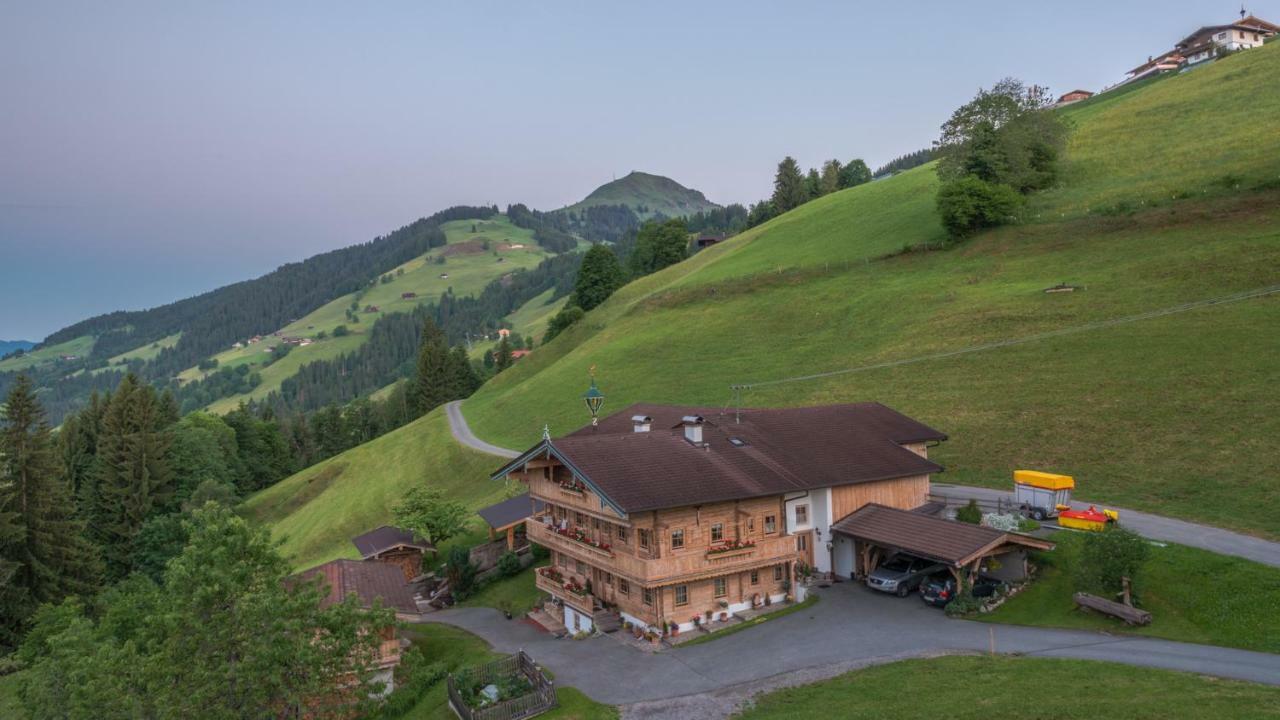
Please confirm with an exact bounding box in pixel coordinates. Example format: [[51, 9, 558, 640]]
[[741, 156, 874, 230]]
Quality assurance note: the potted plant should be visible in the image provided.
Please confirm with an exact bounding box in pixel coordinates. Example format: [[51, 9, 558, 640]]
[[692, 615, 701, 629], [719, 612, 728, 622], [669, 621, 679, 636], [764, 594, 773, 607]]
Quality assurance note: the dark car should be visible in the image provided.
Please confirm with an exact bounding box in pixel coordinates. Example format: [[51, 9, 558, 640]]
[[920, 574, 1005, 607], [867, 556, 943, 597]]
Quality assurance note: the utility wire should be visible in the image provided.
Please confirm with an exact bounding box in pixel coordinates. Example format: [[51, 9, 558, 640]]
[[730, 283, 1280, 392]]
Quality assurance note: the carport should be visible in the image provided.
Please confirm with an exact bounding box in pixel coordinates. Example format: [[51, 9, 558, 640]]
[[832, 503, 1054, 586]]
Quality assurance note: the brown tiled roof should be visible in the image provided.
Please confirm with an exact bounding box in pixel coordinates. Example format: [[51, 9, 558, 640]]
[[351, 526, 433, 559], [497, 403, 945, 513], [478, 493, 544, 530], [291, 559, 418, 615], [832, 503, 1052, 567]]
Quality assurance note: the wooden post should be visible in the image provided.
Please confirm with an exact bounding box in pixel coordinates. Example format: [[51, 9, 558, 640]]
[[506, 525, 516, 551], [1121, 576, 1132, 607]]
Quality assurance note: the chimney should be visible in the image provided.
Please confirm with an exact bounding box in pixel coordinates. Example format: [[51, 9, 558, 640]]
[[681, 415, 705, 444], [631, 415, 652, 433]]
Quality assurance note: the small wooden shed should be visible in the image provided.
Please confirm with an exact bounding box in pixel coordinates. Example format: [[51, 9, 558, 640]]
[[351, 526, 434, 582]]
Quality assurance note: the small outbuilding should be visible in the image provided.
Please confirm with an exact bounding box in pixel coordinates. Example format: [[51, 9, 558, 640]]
[[351, 526, 434, 582], [832, 503, 1054, 585], [477, 493, 544, 551]]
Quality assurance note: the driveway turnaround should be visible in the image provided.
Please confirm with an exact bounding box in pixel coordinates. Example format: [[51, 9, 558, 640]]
[[444, 400, 1280, 569], [417, 582, 1280, 712]]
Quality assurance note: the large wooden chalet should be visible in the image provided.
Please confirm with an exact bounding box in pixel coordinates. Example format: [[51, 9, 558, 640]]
[[493, 402, 952, 635]]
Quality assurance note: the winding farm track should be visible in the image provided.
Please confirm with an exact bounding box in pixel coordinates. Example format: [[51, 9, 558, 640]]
[[445, 402, 1280, 567]]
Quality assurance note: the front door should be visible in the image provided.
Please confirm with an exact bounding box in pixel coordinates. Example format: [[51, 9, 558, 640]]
[[796, 531, 814, 568]]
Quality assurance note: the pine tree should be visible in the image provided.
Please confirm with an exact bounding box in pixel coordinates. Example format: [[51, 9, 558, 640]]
[[0, 375, 100, 644], [820, 159, 843, 196], [805, 167, 822, 200], [87, 374, 174, 581], [58, 391, 107, 500], [414, 318, 452, 415], [447, 346, 480, 398], [771, 156, 808, 213], [495, 337, 514, 372], [571, 244, 625, 312]]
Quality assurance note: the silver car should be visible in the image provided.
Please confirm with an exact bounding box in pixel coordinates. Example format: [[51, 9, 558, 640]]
[[867, 557, 943, 597]]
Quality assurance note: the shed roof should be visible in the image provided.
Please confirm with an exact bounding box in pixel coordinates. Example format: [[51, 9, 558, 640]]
[[493, 403, 945, 513], [290, 559, 418, 615], [478, 493, 544, 531], [832, 503, 1053, 567], [351, 526, 433, 559]]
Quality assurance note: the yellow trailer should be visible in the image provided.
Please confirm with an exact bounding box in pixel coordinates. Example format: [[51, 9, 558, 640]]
[[1013, 470, 1075, 520]]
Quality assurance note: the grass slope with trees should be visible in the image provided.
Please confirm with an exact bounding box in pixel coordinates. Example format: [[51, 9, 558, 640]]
[[560, 170, 720, 220], [457, 44, 1280, 540]]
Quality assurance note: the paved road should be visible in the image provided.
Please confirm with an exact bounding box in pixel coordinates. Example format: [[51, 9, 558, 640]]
[[445, 401, 518, 459], [444, 399, 1280, 568], [418, 582, 1280, 715], [931, 483, 1280, 568]]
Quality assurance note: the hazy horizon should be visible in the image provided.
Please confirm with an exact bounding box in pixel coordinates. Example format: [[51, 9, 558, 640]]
[[2, 0, 1266, 340]]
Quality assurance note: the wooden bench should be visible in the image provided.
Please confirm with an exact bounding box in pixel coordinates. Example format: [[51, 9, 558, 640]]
[[1073, 592, 1152, 625]]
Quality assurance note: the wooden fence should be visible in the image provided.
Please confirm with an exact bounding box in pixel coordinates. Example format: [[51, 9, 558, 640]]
[[447, 651, 557, 720], [927, 493, 1017, 517]]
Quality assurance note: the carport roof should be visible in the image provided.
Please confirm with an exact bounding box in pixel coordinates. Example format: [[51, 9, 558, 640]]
[[832, 503, 1053, 567]]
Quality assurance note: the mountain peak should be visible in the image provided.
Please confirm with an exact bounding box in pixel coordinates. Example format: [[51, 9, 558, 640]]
[[567, 171, 720, 219]]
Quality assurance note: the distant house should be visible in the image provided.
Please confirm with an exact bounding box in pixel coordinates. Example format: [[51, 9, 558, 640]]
[[497, 328, 511, 338], [695, 234, 725, 249], [351, 526, 434, 582], [232, 341, 244, 349], [288, 559, 419, 693], [59, 355, 78, 361], [1176, 14, 1276, 68], [1054, 89, 1093, 106], [401, 292, 417, 299], [364, 305, 380, 313], [439, 273, 449, 279], [509, 243, 526, 249], [510, 349, 531, 360], [1125, 50, 1185, 82]]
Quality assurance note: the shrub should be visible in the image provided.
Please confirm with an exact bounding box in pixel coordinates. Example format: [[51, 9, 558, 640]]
[[530, 542, 549, 561], [544, 305, 585, 343], [955, 499, 983, 525], [496, 550, 522, 578], [446, 547, 478, 601], [1074, 525, 1150, 600], [333, 325, 349, 337], [375, 649, 447, 717], [936, 177, 1023, 238]]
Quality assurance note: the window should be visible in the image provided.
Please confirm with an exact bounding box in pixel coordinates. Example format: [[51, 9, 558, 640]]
[[773, 565, 783, 582], [558, 553, 569, 568], [747, 517, 755, 532], [671, 528, 685, 550], [619, 579, 630, 595], [764, 515, 777, 534], [601, 523, 612, 539], [604, 572, 613, 586], [795, 504, 808, 526], [574, 512, 586, 526], [638, 528, 652, 551], [750, 570, 759, 585], [674, 585, 688, 606], [710, 523, 724, 544], [616, 526, 628, 543], [797, 534, 808, 552], [643, 588, 654, 606], [714, 577, 727, 598]]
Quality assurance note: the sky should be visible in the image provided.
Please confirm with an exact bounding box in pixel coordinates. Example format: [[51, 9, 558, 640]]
[[0, 1, 1268, 340]]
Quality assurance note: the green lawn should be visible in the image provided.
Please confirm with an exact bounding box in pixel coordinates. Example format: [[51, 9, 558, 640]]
[[0, 335, 95, 373], [979, 532, 1280, 653], [242, 408, 512, 570], [734, 655, 1280, 719], [458, 44, 1280, 540], [459, 565, 545, 615], [105, 331, 181, 365], [394, 624, 615, 720]]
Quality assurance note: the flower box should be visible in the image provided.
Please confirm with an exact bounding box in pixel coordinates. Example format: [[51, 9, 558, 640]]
[[552, 526, 613, 555], [706, 539, 757, 557]]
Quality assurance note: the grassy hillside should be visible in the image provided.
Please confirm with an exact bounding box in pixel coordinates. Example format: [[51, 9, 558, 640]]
[[188, 215, 555, 413], [243, 408, 511, 570], [456, 44, 1280, 539], [0, 334, 94, 373], [562, 170, 720, 219]]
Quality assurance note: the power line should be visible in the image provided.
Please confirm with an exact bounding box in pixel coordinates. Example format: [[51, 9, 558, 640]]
[[730, 283, 1280, 392]]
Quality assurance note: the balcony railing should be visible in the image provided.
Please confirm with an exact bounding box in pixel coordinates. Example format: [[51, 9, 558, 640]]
[[533, 518, 614, 558], [535, 568, 595, 613], [529, 521, 798, 585]]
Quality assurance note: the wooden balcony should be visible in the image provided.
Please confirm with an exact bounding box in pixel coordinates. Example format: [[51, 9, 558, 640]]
[[705, 544, 756, 561], [535, 569, 595, 614], [529, 521, 798, 586]]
